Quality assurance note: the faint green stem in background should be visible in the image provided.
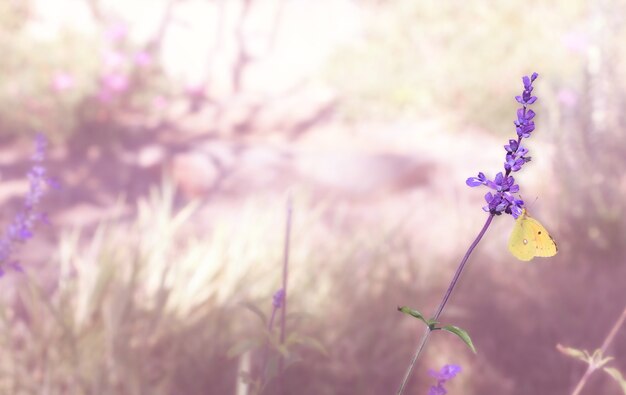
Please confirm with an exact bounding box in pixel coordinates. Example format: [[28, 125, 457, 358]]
[[397, 214, 495, 395], [279, 194, 293, 392], [570, 307, 626, 395], [259, 299, 279, 388]]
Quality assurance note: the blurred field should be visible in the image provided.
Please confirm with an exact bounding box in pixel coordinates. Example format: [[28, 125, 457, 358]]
[[0, 0, 625, 394]]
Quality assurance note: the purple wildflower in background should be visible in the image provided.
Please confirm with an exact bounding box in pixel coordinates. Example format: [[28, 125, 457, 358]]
[[273, 288, 285, 309], [52, 72, 74, 92], [0, 134, 54, 274], [466, 72, 539, 218], [427, 364, 461, 395]]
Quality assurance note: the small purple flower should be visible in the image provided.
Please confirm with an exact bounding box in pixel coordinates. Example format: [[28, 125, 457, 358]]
[[272, 288, 285, 309], [485, 172, 518, 193], [429, 364, 461, 381], [504, 139, 519, 153], [466, 172, 488, 187], [504, 140, 531, 172], [504, 156, 524, 172], [102, 73, 129, 92], [515, 109, 536, 138], [466, 73, 539, 218], [516, 73, 538, 105], [427, 364, 461, 395]]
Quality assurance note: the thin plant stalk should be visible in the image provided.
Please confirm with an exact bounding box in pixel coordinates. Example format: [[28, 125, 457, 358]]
[[278, 195, 293, 380], [397, 213, 495, 395], [257, 195, 293, 395], [258, 303, 280, 392], [571, 307, 626, 395]]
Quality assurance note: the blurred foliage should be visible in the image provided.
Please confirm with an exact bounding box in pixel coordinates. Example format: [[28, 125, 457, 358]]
[[0, 183, 452, 394], [550, 0, 626, 264], [0, 1, 624, 394], [324, 0, 588, 130], [557, 337, 626, 395], [0, 1, 172, 141], [228, 301, 327, 395], [0, 184, 239, 394]]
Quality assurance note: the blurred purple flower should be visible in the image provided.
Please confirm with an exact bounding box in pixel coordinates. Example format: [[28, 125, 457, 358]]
[[427, 364, 461, 395], [98, 72, 129, 102], [429, 364, 461, 381], [52, 72, 74, 92], [428, 386, 446, 395], [466, 73, 539, 218], [0, 134, 54, 273], [103, 73, 129, 92], [273, 288, 285, 309], [103, 50, 126, 69], [105, 22, 128, 43], [134, 51, 152, 67]]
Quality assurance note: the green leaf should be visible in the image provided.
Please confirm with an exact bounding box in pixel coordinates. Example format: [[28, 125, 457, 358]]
[[241, 302, 268, 326], [397, 306, 430, 327], [588, 348, 614, 369], [604, 367, 626, 394], [556, 344, 589, 363], [442, 325, 476, 354], [285, 333, 328, 357], [595, 355, 614, 370]]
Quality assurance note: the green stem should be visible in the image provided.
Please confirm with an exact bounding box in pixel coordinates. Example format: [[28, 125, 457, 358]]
[[571, 307, 626, 395], [278, 195, 293, 395], [396, 214, 494, 395]]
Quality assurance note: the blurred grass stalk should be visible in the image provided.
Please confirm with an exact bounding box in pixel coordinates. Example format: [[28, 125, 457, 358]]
[[569, 307, 626, 395], [278, 195, 292, 382], [0, 181, 252, 394]]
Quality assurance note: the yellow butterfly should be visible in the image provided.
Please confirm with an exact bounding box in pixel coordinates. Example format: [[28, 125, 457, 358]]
[[508, 208, 558, 261]]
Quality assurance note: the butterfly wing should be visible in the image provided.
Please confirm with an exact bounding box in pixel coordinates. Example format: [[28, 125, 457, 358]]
[[508, 210, 558, 261], [508, 212, 536, 261], [524, 216, 558, 258]]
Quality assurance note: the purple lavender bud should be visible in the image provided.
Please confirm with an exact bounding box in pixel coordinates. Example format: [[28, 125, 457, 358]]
[[504, 139, 519, 153], [272, 288, 285, 309], [486, 172, 518, 192]]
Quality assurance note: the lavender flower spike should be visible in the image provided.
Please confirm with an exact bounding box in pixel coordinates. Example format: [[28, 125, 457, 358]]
[[396, 74, 540, 395], [466, 72, 539, 219], [0, 133, 54, 274]]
